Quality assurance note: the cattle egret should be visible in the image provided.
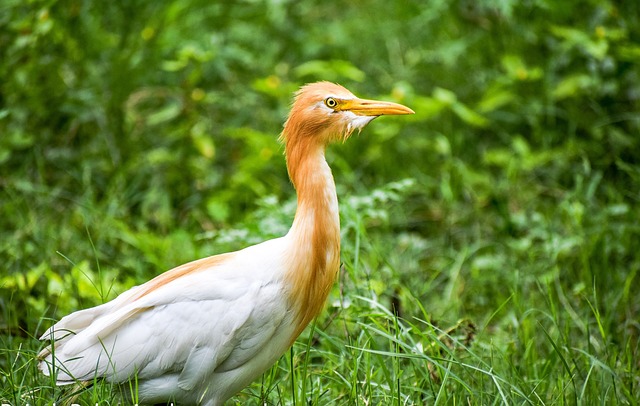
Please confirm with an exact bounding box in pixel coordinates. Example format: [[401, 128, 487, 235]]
[[38, 81, 414, 405]]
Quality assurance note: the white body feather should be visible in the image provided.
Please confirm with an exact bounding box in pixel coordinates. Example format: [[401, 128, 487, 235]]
[[40, 238, 297, 405]]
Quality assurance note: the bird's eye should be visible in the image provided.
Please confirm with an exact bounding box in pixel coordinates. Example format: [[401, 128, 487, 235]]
[[324, 97, 338, 109]]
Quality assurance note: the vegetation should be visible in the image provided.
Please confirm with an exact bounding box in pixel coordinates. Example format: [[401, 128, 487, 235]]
[[1, 0, 639, 404]]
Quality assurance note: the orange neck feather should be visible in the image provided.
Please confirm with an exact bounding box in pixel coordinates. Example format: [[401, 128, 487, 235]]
[[283, 125, 341, 341]]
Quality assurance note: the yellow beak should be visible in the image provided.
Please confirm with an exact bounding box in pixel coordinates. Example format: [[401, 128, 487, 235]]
[[341, 98, 415, 116]]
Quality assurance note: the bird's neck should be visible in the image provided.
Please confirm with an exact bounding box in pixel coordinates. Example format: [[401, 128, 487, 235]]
[[284, 140, 341, 340]]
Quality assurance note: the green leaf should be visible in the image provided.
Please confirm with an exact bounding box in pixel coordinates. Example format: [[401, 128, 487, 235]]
[[294, 60, 366, 82], [146, 101, 182, 126], [552, 74, 596, 100]]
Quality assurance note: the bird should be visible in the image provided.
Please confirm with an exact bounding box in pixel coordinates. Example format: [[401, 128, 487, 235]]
[[38, 81, 414, 405]]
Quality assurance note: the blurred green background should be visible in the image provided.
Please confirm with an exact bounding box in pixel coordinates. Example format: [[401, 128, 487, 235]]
[[1, 0, 639, 404]]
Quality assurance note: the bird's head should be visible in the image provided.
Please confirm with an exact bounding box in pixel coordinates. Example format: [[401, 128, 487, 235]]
[[280, 82, 414, 147]]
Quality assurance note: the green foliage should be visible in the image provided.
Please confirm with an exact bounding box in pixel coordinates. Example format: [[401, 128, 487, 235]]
[[1, 0, 639, 404]]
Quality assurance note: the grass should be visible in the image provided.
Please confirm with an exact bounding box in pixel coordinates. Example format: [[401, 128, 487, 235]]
[[1, 174, 638, 405], [1, 2, 638, 403]]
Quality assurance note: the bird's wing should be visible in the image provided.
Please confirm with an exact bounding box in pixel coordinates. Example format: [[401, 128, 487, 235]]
[[38, 285, 146, 357], [39, 241, 291, 387], [38, 252, 233, 349]]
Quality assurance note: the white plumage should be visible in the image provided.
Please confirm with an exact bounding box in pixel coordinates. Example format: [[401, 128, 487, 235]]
[[38, 82, 413, 405], [41, 239, 295, 404]]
